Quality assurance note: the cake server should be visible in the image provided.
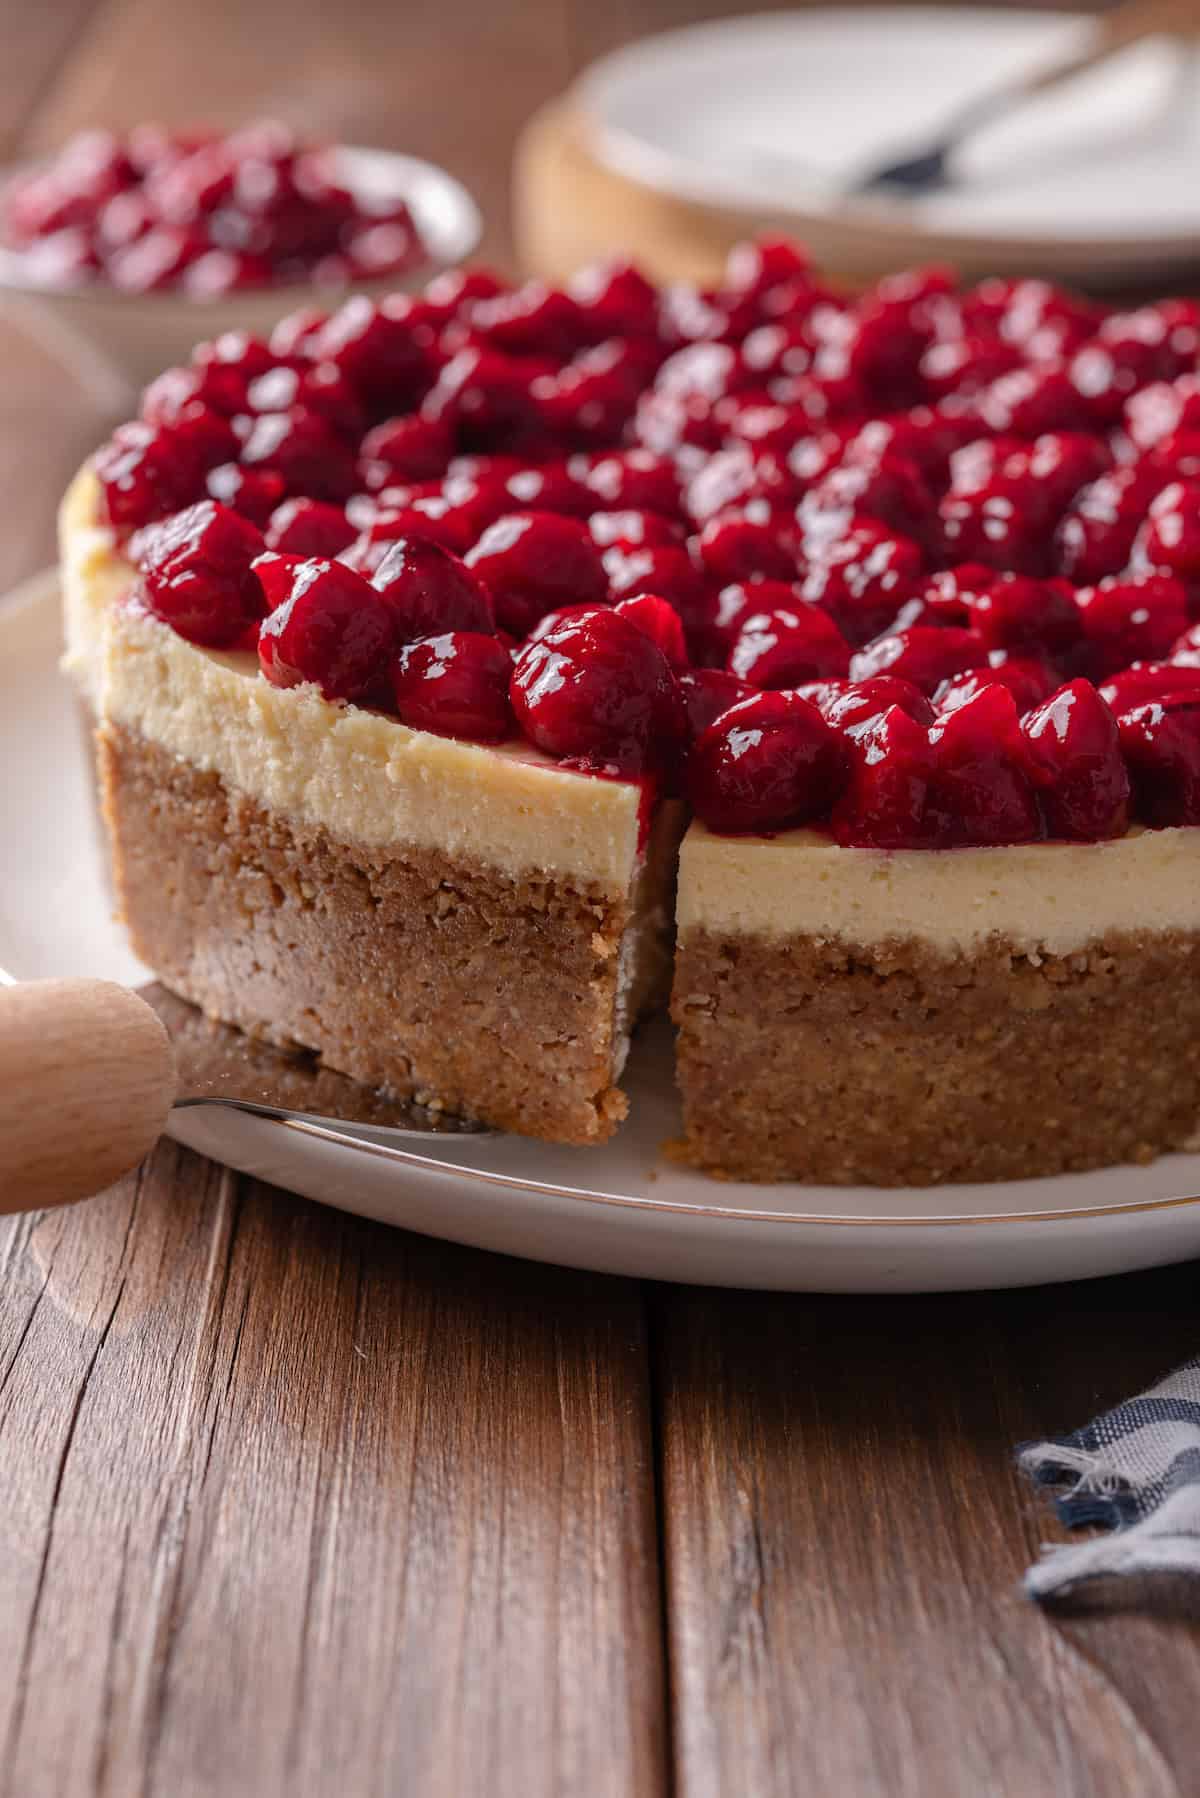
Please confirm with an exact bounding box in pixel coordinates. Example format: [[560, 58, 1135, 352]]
[[847, 0, 1200, 197], [0, 973, 493, 1216]]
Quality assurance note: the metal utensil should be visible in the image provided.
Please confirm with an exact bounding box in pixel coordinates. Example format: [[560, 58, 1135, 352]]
[[847, 0, 1200, 198], [0, 973, 492, 1216]]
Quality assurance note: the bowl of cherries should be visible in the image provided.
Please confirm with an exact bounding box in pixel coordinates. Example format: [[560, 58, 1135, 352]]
[[0, 121, 481, 393]]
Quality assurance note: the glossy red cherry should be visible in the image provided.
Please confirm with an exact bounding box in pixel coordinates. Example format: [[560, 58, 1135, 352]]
[[587, 509, 683, 551], [465, 512, 608, 637], [94, 420, 208, 527], [695, 510, 797, 585], [206, 461, 287, 525], [935, 655, 1057, 716], [1134, 481, 1200, 582], [1020, 679, 1130, 840], [568, 259, 661, 338], [1098, 661, 1200, 713], [371, 535, 494, 642], [1054, 464, 1165, 584], [678, 668, 756, 739], [808, 675, 935, 732], [804, 453, 934, 540], [601, 544, 709, 655], [359, 413, 453, 485], [965, 573, 1082, 659], [315, 297, 431, 405], [264, 497, 356, 558], [687, 690, 845, 834], [533, 339, 652, 444], [613, 594, 688, 670], [849, 625, 988, 694], [1074, 573, 1189, 677], [136, 499, 266, 647], [390, 632, 514, 741], [1118, 694, 1200, 827], [830, 704, 936, 850], [798, 523, 924, 646], [920, 334, 1022, 400], [422, 346, 551, 453], [510, 607, 682, 772], [239, 408, 356, 501], [255, 554, 395, 700], [727, 605, 851, 687], [574, 449, 681, 516], [926, 685, 1042, 847], [1124, 375, 1200, 452]]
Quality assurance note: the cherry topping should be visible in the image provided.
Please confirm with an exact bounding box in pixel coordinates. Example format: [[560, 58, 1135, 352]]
[[1098, 661, 1200, 714], [613, 594, 688, 670], [359, 413, 453, 484], [390, 632, 514, 741], [727, 605, 851, 687], [264, 496, 356, 559], [465, 512, 608, 637], [1133, 481, 1200, 584], [687, 691, 845, 834], [136, 499, 266, 647], [509, 607, 682, 772], [935, 656, 1057, 716], [926, 685, 1042, 847], [371, 535, 494, 641], [206, 461, 287, 525], [95, 420, 208, 527], [1021, 679, 1130, 840], [1118, 695, 1200, 827], [808, 675, 935, 731], [678, 668, 756, 739], [965, 572, 1082, 659], [830, 704, 937, 849], [255, 554, 395, 700], [849, 625, 988, 694], [695, 510, 798, 584], [1074, 573, 1189, 677]]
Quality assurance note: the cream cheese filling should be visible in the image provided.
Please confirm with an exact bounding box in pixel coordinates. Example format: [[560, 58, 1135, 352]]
[[679, 821, 1200, 956], [102, 603, 647, 892]]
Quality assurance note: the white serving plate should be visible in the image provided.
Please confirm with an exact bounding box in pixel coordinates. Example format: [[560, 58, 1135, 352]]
[[0, 147, 481, 401], [8, 568, 1200, 1291], [577, 7, 1200, 283]]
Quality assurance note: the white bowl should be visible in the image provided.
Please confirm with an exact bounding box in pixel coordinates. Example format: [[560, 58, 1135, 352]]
[[0, 146, 482, 402]]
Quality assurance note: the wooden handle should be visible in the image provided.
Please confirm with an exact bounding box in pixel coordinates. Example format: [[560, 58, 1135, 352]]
[[1023, 0, 1200, 99], [0, 979, 177, 1215]]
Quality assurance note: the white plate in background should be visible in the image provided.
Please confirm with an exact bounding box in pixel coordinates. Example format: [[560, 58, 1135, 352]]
[[578, 8, 1200, 281], [7, 569, 1200, 1292]]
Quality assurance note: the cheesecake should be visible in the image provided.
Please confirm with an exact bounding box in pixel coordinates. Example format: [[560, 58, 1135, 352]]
[[62, 241, 1200, 1181]]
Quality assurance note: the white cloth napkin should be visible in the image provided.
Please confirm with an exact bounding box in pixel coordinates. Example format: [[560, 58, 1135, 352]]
[[1020, 1359, 1200, 1598]]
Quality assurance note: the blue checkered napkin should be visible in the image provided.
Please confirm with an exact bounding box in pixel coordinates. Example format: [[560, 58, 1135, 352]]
[[1019, 1360, 1200, 1599]]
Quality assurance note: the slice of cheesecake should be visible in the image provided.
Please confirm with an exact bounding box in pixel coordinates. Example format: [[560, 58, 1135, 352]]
[[65, 468, 681, 1144]]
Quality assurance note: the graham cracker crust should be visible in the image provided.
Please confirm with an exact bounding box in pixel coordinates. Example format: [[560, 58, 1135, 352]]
[[100, 721, 679, 1145], [672, 928, 1200, 1185]]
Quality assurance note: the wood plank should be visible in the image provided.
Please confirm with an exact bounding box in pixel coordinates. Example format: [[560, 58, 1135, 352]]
[[0, 1143, 667, 1797], [0, 0, 107, 158], [656, 1265, 1200, 1798]]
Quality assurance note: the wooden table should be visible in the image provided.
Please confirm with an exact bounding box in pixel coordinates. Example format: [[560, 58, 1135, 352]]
[[4, 3, 1200, 1792]]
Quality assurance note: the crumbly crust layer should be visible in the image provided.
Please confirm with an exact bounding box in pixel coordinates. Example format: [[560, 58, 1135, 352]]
[[672, 926, 1200, 1185], [101, 721, 680, 1144]]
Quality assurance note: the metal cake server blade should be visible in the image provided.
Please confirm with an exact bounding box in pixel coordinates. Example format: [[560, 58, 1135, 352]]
[[137, 982, 496, 1139]]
